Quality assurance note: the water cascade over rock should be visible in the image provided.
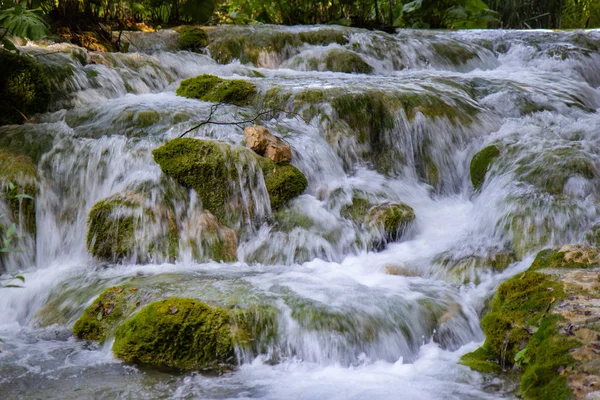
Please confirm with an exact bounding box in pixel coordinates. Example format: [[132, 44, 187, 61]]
[[1, 25, 600, 399]]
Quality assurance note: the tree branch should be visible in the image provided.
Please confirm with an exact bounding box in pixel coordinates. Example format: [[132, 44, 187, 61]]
[[178, 103, 305, 139]]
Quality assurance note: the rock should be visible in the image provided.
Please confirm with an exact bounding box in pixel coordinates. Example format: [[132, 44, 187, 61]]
[[86, 191, 178, 263], [178, 26, 208, 52], [112, 298, 236, 371], [176, 74, 256, 106], [470, 145, 500, 190], [460, 245, 600, 399], [72, 287, 148, 343], [384, 265, 422, 277], [244, 125, 292, 163], [323, 49, 372, 74], [0, 52, 52, 125], [152, 138, 308, 224]]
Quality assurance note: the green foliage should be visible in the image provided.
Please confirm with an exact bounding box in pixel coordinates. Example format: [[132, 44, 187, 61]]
[[0, 51, 51, 125], [176, 74, 256, 106], [402, 0, 497, 28], [112, 298, 236, 371], [0, 1, 50, 51], [562, 0, 600, 29]]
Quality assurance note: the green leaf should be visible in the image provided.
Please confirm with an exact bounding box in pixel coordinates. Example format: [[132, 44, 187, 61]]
[[97, 310, 103, 320], [403, 0, 423, 14], [2, 284, 24, 288], [12, 194, 34, 200], [0, 6, 50, 40], [13, 275, 25, 282]]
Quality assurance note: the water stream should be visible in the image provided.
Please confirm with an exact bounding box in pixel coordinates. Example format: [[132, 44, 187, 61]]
[[1, 25, 600, 399]]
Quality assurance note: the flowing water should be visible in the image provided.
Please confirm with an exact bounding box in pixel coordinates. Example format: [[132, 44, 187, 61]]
[[1, 25, 600, 399]]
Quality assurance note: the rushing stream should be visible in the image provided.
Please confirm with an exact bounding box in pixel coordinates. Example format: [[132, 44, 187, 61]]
[[1, 25, 600, 399]]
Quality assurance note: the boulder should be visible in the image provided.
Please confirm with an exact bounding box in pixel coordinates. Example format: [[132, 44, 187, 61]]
[[112, 298, 236, 371], [176, 74, 256, 106], [244, 125, 292, 163]]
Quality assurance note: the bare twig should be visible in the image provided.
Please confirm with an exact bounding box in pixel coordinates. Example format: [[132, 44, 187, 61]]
[[179, 103, 305, 138]]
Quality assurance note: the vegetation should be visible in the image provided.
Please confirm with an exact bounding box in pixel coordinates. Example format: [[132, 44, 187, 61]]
[[112, 298, 236, 371], [176, 74, 256, 106], [470, 145, 500, 190]]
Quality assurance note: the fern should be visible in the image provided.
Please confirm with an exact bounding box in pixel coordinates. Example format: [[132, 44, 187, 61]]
[[0, 2, 50, 43]]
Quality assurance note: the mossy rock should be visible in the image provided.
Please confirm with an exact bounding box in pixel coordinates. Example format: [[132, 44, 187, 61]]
[[298, 30, 349, 46], [460, 250, 583, 399], [72, 286, 146, 343], [0, 149, 37, 234], [323, 49, 372, 74], [86, 191, 178, 263], [152, 138, 308, 223], [366, 203, 415, 242], [112, 298, 235, 371], [0, 52, 52, 125], [178, 27, 208, 52], [470, 145, 500, 190], [529, 244, 600, 271], [176, 74, 256, 106]]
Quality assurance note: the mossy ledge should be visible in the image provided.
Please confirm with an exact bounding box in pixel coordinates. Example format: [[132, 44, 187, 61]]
[[0, 52, 52, 125], [460, 245, 600, 399], [152, 138, 308, 222], [112, 298, 235, 371], [470, 145, 500, 190], [176, 74, 256, 106], [72, 286, 146, 343]]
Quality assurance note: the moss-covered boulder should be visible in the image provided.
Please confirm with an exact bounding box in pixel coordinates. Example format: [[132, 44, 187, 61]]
[[176, 74, 256, 106], [112, 298, 235, 371], [178, 27, 208, 52], [72, 286, 147, 343], [323, 49, 372, 74], [470, 145, 500, 190], [460, 245, 600, 399], [86, 191, 178, 263], [433, 249, 516, 284], [152, 138, 308, 224], [341, 197, 415, 244], [0, 52, 52, 125]]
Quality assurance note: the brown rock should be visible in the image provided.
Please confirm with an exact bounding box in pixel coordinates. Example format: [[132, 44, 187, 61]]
[[244, 125, 292, 163]]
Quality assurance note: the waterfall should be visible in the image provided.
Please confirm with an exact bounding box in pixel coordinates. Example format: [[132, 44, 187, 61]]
[[1, 25, 599, 399]]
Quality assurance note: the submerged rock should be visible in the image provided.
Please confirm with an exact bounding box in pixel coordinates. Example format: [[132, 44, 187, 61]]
[[112, 298, 235, 371], [86, 191, 178, 263], [0, 52, 52, 125], [460, 245, 600, 399], [470, 145, 500, 190], [176, 74, 256, 106], [72, 286, 147, 343], [244, 125, 292, 163], [323, 49, 373, 74], [152, 138, 308, 224], [341, 196, 415, 246]]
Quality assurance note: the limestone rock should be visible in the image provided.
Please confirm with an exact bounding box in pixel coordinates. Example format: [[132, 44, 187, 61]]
[[244, 125, 292, 163]]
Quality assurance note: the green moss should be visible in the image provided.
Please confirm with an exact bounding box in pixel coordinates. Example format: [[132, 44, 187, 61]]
[[112, 298, 235, 371], [178, 27, 208, 52], [134, 110, 160, 127], [0, 52, 52, 125], [366, 203, 415, 241], [298, 30, 348, 45], [176, 74, 256, 106], [432, 42, 479, 65], [515, 147, 595, 196], [470, 145, 500, 190], [262, 162, 308, 210], [152, 139, 308, 222], [86, 194, 139, 262], [340, 197, 372, 222], [72, 287, 145, 343], [459, 346, 502, 374], [529, 246, 599, 271], [323, 49, 373, 74]]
